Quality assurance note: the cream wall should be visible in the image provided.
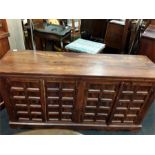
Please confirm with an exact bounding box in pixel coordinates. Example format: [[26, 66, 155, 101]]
[[6, 19, 25, 50]]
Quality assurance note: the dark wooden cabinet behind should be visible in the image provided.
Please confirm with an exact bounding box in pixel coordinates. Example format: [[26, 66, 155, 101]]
[[80, 19, 108, 40], [138, 24, 155, 63], [0, 19, 9, 58], [0, 19, 10, 110], [0, 51, 155, 131], [0, 32, 10, 58]]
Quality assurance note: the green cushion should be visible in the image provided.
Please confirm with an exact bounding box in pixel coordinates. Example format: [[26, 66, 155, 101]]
[[65, 38, 105, 54]]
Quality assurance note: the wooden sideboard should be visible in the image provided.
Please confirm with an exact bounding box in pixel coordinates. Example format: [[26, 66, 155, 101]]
[[0, 51, 155, 131], [138, 24, 155, 63]]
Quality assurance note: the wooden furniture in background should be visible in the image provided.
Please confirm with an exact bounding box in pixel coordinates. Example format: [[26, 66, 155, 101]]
[[0, 19, 8, 32], [32, 19, 44, 25], [0, 19, 10, 58], [138, 24, 155, 63], [0, 31, 10, 58], [80, 19, 108, 41], [104, 20, 126, 50], [104, 19, 143, 54], [71, 19, 81, 39], [0, 51, 155, 131], [150, 19, 155, 25], [33, 23, 71, 50], [0, 19, 10, 110], [121, 19, 132, 53]]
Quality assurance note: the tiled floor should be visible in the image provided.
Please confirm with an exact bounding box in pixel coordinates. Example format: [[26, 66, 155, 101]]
[[0, 101, 155, 135]]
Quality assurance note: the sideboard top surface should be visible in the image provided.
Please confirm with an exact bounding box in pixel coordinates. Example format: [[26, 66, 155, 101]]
[[0, 50, 155, 79]]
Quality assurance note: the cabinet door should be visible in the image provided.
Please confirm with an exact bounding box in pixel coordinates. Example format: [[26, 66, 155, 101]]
[[82, 80, 120, 124], [44, 78, 78, 123], [109, 82, 155, 125], [4, 77, 46, 122]]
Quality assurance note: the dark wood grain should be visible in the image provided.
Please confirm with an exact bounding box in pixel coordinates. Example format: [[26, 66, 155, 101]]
[[0, 19, 8, 32], [0, 51, 155, 78], [0, 31, 10, 58], [0, 50, 155, 131], [80, 19, 108, 40], [104, 20, 125, 50], [138, 24, 155, 63]]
